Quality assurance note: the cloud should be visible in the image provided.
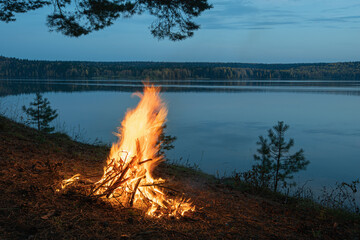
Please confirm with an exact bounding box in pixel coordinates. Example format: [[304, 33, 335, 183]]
[[199, 0, 360, 30], [210, 1, 259, 16], [310, 15, 360, 24], [199, 0, 299, 30], [322, 3, 360, 13]]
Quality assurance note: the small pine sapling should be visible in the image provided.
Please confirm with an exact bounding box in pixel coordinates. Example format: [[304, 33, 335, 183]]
[[22, 93, 58, 133]]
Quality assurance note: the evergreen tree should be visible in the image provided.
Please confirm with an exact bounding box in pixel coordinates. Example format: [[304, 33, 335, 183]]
[[22, 93, 58, 133], [253, 121, 309, 192], [157, 124, 177, 158], [252, 135, 272, 188]]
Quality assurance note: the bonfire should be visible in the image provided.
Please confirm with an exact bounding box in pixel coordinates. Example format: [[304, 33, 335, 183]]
[[61, 86, 194, 218]]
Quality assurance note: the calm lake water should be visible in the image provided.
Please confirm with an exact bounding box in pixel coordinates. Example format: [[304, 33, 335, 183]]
[[1, 79, 359, 190]]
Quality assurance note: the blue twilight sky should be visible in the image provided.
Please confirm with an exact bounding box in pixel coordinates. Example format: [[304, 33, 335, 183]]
[[1, 0, 360, 63]]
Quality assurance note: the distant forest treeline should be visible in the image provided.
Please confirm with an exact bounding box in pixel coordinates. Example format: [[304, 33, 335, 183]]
[[1, 56, 360, 80]]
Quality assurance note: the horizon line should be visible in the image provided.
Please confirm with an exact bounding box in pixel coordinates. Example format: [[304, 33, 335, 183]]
[[1, 55, 360, 65]]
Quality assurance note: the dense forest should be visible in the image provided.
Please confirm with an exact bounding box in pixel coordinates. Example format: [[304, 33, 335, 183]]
[[1, 56, 360, 80]]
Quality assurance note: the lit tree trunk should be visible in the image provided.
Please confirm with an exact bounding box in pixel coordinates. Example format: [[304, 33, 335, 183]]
[[274, 128, 283, 193], [260, 166, 264, 188], [274, 152, 281, 192], [37, 103, 40, 131]]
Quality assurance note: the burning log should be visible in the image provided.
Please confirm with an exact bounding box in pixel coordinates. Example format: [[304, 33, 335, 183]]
[[129, 176, 144, 207], [61, 86, 194, 218]]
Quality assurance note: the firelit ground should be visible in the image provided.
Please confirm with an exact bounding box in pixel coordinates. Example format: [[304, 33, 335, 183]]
[[0, 116, 359, 239]]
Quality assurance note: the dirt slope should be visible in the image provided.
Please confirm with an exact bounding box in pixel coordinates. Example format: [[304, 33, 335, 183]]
[[0, 116, 358, 239]]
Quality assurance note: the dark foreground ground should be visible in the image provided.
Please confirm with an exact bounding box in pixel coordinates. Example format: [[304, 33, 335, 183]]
[[0, 116, 359, 239]]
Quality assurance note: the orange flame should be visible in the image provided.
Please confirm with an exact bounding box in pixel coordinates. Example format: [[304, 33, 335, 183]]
[[87, 85, 193, 217]]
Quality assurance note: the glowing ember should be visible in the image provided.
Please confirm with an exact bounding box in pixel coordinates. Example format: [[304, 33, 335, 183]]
[[62, 86, 194, 217]]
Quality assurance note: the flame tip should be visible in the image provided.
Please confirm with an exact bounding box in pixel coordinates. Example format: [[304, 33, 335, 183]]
[[62, 86, 193, 218]]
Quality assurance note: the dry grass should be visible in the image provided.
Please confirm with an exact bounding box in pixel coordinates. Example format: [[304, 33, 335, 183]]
[[0, 115, 359, 239]]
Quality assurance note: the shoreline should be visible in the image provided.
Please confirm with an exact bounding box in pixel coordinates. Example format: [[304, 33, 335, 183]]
[[0, 115, 359, 239]]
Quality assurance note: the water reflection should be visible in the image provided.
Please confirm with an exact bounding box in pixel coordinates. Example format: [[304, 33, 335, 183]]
[[0, 80, 359, 191], [0, 79, 360, 97]]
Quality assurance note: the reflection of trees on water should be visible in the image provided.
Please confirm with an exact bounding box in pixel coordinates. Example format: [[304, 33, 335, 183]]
[[0, 80, 359, 97]]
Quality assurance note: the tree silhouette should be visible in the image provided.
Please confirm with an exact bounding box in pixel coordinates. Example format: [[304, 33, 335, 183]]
[[157, 124, 176, 158], [0, 0, 212, 41], [253, 121, 309, 192], [252, 135, 272, 189], [22, 93, 58, 133]]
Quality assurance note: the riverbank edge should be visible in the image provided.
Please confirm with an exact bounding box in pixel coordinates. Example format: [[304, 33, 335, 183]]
[[0, 114, 359, 239]]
